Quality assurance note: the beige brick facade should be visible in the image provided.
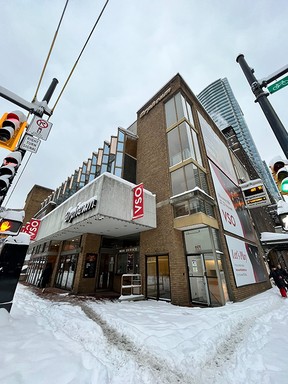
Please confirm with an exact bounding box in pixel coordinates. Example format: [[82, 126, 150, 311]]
[[137, 74, 271, 305], [23, 185, 53, 224], [26, 73, 273, 307]]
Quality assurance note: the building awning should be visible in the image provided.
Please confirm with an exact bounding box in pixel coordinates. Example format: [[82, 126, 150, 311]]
[[33, 173, 156, 244], [260, 231, 288, 250]]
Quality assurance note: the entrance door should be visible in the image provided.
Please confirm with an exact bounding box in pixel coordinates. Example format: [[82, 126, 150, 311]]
[[187, 254, 210, 305], [98, 254, 114, 289], [146, 255, 171, 300], [55, 254, 77, 290]]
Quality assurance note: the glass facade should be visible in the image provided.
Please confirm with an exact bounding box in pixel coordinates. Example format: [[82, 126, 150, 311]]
[[165, 92, 214, 219], [39, 126, 138, 212]]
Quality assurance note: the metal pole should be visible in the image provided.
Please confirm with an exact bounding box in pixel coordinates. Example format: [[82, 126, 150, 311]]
[[42, 78, 59, 104], [236, 54, 288, 158]]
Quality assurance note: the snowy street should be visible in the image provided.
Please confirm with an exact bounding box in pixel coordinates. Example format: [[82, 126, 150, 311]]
[[1, 283, 288, 384]]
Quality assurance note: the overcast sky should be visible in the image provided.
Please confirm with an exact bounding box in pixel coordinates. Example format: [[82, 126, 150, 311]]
[[1, 0, 287, 209]]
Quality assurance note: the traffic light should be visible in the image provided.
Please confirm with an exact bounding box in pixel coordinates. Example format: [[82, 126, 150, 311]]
[[0, 111, 27, 150], [277, 200, 288, 231], [0, 151, 22, 198], [269, 156, 288, 195]]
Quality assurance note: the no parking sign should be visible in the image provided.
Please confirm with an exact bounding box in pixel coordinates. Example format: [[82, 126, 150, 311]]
[[27, 116, 53, 140]]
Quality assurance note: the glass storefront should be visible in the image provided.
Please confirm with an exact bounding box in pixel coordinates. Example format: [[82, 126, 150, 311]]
[[27, 257, 46, 286], [55, 236, 81, 290]]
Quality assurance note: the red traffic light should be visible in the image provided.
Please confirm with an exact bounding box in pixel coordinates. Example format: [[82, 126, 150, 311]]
[[0, 151, 23, 196], [0, 112, 22, 142], [0, 111, 27, 150]]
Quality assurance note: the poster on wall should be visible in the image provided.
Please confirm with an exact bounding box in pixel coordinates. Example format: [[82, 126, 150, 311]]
[[209, 160, 256, 243], [225, 235, 267, 287], [197, 111, 238, 184]]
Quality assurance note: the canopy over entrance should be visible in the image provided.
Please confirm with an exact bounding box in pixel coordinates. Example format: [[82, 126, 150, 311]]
[[33, 173, 156, 244]]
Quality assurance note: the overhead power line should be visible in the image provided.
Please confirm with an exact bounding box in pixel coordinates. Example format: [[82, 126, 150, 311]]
[[5, 0, 110, 207], [32, 0, 70, 104], [51, 0, 110, 114]]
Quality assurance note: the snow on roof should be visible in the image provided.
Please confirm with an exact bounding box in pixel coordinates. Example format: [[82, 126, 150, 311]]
[[277, 200, 288, 215]]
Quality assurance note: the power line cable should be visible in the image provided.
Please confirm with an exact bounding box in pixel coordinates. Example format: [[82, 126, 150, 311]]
[[32, 0, 70, 104], [51, 0, 110, 114], [4, 0, 70, 207], [5, 0, 110, 207]]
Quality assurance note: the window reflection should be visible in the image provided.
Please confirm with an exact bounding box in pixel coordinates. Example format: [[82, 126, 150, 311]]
[[171, 164, 208, 196]]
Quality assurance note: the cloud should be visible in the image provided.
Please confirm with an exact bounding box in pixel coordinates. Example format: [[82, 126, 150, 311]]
[[1, 0, 287, 208]]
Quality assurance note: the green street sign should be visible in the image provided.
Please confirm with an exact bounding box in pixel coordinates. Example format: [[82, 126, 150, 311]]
[[268, 75, 288, 94]]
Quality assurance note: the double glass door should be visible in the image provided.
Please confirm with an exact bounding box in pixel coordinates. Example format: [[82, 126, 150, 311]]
[[55, 254, 77, 290], [146, 255, 171, 300]]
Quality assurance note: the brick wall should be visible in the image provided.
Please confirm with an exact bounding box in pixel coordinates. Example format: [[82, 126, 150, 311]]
[[136, 73, 271, 306], [73, 233, 101, 294]]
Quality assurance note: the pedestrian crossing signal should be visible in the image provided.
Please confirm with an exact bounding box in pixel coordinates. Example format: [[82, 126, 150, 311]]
[[0, 218, 22, 235]]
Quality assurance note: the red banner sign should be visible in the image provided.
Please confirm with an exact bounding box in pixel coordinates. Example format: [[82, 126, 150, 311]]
[[132, 183, 144, 220], [23, 219, 41, 240]]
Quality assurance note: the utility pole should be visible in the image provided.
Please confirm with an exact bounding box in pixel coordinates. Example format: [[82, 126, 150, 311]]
[[236, 54, 288, 158]]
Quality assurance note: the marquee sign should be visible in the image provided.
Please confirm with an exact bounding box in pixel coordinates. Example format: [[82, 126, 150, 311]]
[[64, 197, 97, 223]]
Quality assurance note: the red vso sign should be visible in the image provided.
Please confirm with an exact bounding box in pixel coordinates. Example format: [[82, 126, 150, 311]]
[[22, 219, 41, 240], [132, 183, 144, 220]]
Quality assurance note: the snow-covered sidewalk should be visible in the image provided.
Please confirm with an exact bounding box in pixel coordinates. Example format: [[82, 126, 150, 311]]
[[1, 283, 288, 384]]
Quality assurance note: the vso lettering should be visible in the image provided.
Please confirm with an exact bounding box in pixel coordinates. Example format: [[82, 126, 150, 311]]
[[222, 210, 236, 226]]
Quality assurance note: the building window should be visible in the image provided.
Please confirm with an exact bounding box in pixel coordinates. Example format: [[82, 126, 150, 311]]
[[170, 163, 208, 196], [165, 92, 194, 128], [49, 241, 60, 253], [173, 197, 215, 218], [62, 236, 81, 251], [167, 121, 203, 167], [165, 92, 213, 219]]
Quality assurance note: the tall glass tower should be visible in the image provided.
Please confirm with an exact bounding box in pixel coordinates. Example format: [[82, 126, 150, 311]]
[[198, 78, 280, 202]]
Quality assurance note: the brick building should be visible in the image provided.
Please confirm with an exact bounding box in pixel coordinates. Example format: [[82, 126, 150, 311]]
[[25, 74, 273, 306]]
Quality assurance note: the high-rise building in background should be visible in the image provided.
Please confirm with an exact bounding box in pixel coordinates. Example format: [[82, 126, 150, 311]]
[[197, 78, 280, 202]]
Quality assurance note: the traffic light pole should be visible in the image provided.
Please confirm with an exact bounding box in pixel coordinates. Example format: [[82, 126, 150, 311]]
[[0, 78, 58, 117], [0, 78, 58, 206], [236, 54, 288, 158]]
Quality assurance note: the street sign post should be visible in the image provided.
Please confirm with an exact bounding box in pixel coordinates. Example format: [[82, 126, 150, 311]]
[[267, 75, 288, 94]]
